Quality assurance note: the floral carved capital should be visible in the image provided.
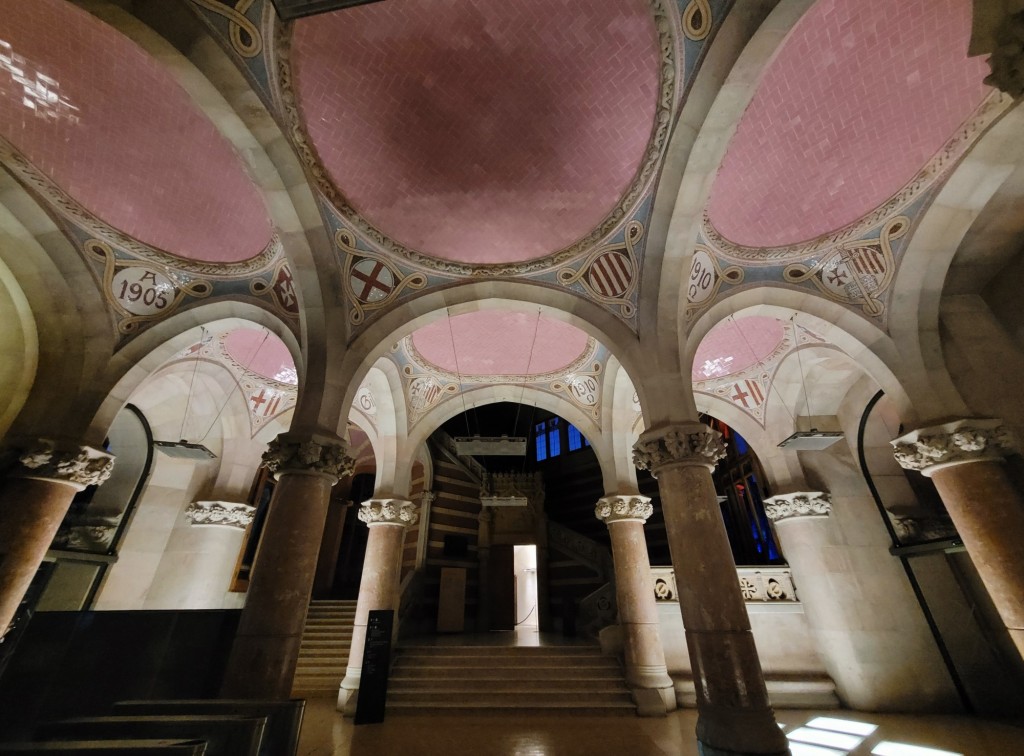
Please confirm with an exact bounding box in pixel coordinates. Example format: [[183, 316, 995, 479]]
[[358, 498, 419, 528], [262, 433, 353, 481], [633, 424, 727, 474], [15, 439, 115, 490], [891, 419, 1016, 476], [595, 495, 654, 524], [185, 501, 256, 530], [763, 492, 832, 523]]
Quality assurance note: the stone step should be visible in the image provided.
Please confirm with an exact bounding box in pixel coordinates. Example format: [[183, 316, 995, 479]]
[[388, 677, 626, 691], [387, 690, 632, 706], [385, 701, 636, 715], [388, 664, 622, 680], [393, 655, 619, 669], [397, 645, 602, 656]]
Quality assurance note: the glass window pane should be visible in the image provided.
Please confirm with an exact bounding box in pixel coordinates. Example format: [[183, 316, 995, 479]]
[[535, 433, 547, 461], [548, 429, 561, 457], [568, 425, 582, 451]]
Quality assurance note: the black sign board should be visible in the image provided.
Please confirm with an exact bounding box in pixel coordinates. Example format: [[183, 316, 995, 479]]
[[270, 0, 386, 21], [353, 609, 393, 725]]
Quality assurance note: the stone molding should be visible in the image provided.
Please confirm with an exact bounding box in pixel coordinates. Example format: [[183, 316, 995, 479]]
[[891, 419, 1016, 476], [185, 501, 256, 530], [633, 424, 726, 474], [358, 498, 419, 527], [14, 439, 115, 490], [763, 492, 832, 523], [261, 433, 353, 481], [595, 495, 654, 524]]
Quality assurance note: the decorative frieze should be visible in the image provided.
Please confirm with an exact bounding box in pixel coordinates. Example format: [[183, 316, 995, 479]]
[[261, 433, 353, 480], [595, 495, 654, 524], [633, 424, 726, 474], [357, 498, 419, 527], [891, 419, 1016, 476], [763, 492, 832, 523], [15, 439, 115, 490], [652, 566, 799, 604], [185, 501, 256, 530]]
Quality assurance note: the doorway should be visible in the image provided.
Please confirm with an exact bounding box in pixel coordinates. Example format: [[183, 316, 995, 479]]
[[514, 545, 538, 631]]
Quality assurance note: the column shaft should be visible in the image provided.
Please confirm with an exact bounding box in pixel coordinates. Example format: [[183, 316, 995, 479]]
[[605, 515, 675, 714], [930, 461, 1024, 655], [0, 478, 79, 635], [658, 462, 788, 755], [338, 522, 406, 712], [221, 472, 334, 697]]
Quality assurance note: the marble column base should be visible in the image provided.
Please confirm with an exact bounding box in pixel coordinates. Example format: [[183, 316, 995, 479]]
[[697, 705, 791, 755], [337, 669, 360, 715], [631, 681, 677, 717]]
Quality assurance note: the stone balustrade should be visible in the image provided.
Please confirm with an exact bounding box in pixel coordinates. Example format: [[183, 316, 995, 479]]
[[651, 566, 798, 604]]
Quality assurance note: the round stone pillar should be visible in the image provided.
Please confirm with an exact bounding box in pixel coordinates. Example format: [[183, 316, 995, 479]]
[[0, 439, 114, 638], [595, 494, 676, 716], [893, 419, 1024, 657], [143, 501, 256, 609], [634, 424, 788, 756], [337, 498, 419, 714], [220, 433, 351, 698]]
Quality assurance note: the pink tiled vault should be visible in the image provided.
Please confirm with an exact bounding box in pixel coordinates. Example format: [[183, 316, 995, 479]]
[[224, 329, 297, 384], [706, 0, 989, 249], [692, 317, 786, 381], [292, 0, 660, 265], [412, 311, 590, 376], [0, 0, 271, 263]]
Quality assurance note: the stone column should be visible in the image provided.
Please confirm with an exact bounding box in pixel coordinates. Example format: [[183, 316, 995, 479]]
[[0, 439, 114, 638], [143, 501, 256, 609], [893, 419, 1024, 657], [595, 494, 676, 716], [634, 424, 788, 756], [337, 498, 419, 714], [221, 433, 351, 698]]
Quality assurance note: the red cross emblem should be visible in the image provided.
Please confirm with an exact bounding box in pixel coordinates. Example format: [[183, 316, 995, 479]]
[[273, 264, 299, 314], [350, 258, 395, 303]]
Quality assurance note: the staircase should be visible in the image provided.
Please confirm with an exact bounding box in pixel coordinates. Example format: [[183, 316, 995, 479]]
[[386, 645, 635, 714], [290, 600, 357, 697]]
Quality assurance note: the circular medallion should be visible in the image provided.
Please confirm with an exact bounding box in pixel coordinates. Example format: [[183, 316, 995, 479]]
[[587, 251, 634, 298], [350, 258, 395, 303]]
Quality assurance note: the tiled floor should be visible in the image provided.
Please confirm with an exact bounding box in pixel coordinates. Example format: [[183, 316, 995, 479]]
[[297, 698, 1024, 756]]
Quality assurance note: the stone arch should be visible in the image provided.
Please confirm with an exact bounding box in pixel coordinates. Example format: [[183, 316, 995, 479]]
[[0, 253, 36, 440], [90, 0, 344, 435], [402, 385, 608, 498], [643, 0, 809, 366], [887, 97, 1024, 423], [337, 283, 646, 428], [88, 308, 300, 446], [687, 291, 914, 423], [0, 171, 111, 443]]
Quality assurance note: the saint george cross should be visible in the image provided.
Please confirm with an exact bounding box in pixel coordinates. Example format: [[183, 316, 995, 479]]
[[350, 258, 395, 303]]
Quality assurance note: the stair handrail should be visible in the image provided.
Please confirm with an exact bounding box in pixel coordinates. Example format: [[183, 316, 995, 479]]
[[546, 520, 614, 580], [579, 581, 617, 636], [397, 568, 425, 638]]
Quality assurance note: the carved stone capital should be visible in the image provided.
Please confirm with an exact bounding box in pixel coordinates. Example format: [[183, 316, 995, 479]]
[[595, 495, 654, 525], [14, 439, 115, 490], [763, 492, 832, 523], [185, 501, 256, 530], [633, 424, 726, 474], [262, 433, 353, 481], [892, 419, 1016, 476], [977, 6, 1024, 97], [358, 498, 419, 528]]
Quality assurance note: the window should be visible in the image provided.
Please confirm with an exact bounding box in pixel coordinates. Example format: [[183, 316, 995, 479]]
[[534, 418, 566, 461], [547, 418, 561, 457], [535, 423, 547, 461], [568, 424, 583, 451]]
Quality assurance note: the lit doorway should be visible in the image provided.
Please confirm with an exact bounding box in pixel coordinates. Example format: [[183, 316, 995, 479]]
[[513, 545, 538, 631]]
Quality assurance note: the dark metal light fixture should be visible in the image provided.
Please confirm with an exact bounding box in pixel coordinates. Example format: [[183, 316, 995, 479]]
[[777, 431, 844, 450], [270, 0, 386, 21], [154, 440, 217, 460]]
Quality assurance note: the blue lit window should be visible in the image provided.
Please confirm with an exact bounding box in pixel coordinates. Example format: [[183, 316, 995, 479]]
[[734, 432, 749, 456], [535, 422, 547, 461], [568, 424, 583, 451], [548, 421, 561, 457]]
